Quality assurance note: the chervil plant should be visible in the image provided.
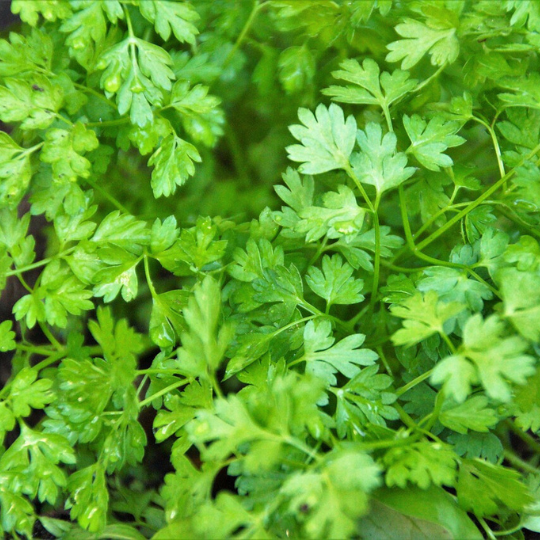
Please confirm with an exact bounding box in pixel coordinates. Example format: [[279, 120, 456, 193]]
[[2, 1, 540, 538]]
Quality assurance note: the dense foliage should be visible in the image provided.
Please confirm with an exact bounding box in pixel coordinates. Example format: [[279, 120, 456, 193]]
[[3, 0, 540, 538]]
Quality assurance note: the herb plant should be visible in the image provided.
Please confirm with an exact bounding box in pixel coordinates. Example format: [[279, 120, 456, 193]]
[[2, 1, 540, 538]]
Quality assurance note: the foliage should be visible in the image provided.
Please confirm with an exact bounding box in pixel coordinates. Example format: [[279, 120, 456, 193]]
[[2, 1, 540, 538]]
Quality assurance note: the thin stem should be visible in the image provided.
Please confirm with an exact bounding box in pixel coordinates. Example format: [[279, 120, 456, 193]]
[[503, 450, 538, 475], [73, 82, 117, 109], [506, 420, 540, 454], [306, 236, 329, 269], [137, 374, 149, 397], [144, 255, 158, 299], [5, 246, 77, 277], [223, 0, 262, 67], [136, 368, 184, 376], [382, 105, 393, 133], [398, 187, 502, 298], [424, 389, 445, 431], [440, 332, 457, 355], [138, 378, 189, 409], [416, 141, 540, 251], [412, 64, 446, 94], [370, 194, 381, 308], [380, 259, 431, 273], [377, 346, 393, 376], [472, 116, 505, 179], [83, 176, 131, 214], [210, 372, 224, 399], [38, 322, 64, 351], [344, 163, 375, 212], [478, 517, 497, 540], [85, 117, 130, 129], [0, 350, 66, 400], [284, 436, 322, 463], [396, 369, 434, 397], [344, 304, 371, 332]]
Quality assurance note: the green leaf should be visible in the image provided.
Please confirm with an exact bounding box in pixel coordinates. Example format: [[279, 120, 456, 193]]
[[0, 320, 16, 352], [97, 37, 175, 127], [175, 276, 233, 379], [432, 314, 535, 402], [149, 133, 201, 197], [499, 268, 540, 341], [149, 290, 189, 348], [91, 211, 150, 254], [168, 81, 223, 147], [360, 486, 482, 540], [286, 103, 357, 174], [334, 365, 399, 438], [386, 16, 460, 69], [92, 247, 141, 303], [302, 319, 378, 386], [323, 58, 417, 110], [513, 368, 540, 433], [0, 489, 35, 538], [306, 254, 364, 307], [11, 0, 71, 26], [383, 441, 458, 489], [498, 73, 540, 110], [440, 396, 499, 434], [8, 367, 53, 417], [40, 260, 94, 327], [278, 45, 315, 95], [66, 463, 109, 532], [0, 424, 75, 504], [0, 76, 63, 130], [391, 291, 464, 347], [280, 449, 381, 539], [0, 132, 33, 208], [403, 114, 465, 171], [417, 266, 493, 315], [40, 122, 99, 183], [0, 28, 53, 77], [138, 0, 199, 44], [448, 432, 503, 463], [457, 459, 533, 517], [351, 122, 415, 195]]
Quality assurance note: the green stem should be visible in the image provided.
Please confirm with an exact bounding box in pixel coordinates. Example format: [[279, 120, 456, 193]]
[[440, 332, 457, 355], [5, 247, 77, 277], [396, 369, 434, 397], [85, 117, 130, 128], [380, 259, 431, 273], [344, 163, 375, 212], [398, 187, 501, 299], [377, 346, 393, 376], [0, 350, 66, 400], [506, 420, 540, 454], [416, 141, 540, 251], [503, 450, 538, 475], [210, 372, 225, 399], [370, 195, 381, 308], [472, 116, 505, 179], [138, 378, 189, 409], [223, 0, 263, 67], [412, 63, 446, 94], [73, 82, 117, 109], [144, 255, 158, 299], [478, 517, 497, 540], [83, 176, 131, 214], [382, 105, 393, 133], [38, 322, 64, 351], [306, 236, 329, 269]]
